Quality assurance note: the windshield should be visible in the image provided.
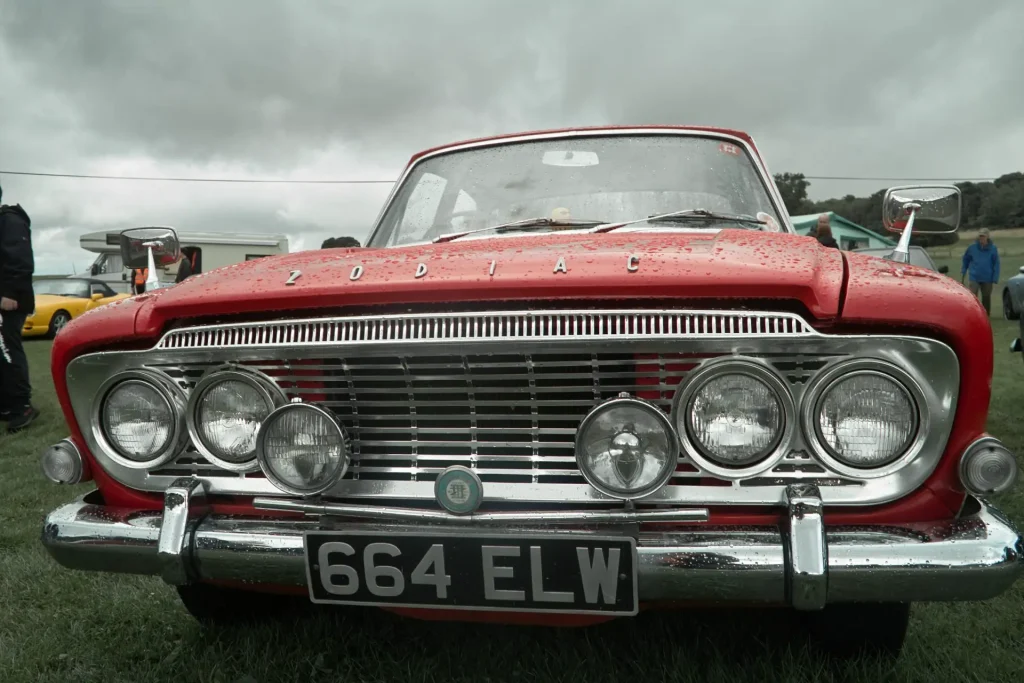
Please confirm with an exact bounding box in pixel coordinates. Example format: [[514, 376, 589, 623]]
[[35, 280, 91, 297], [369, 135, 784, 247]]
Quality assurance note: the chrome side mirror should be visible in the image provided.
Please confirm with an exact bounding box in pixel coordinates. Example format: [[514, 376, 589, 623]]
[[882, 185, 961, 234], [119, 227, 180, 269], [882, 185, 961, 264]]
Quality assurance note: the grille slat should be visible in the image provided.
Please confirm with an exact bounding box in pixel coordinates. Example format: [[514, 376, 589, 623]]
[[156, 309, 816, 350], [152, 346, 852, 492], [145, 309, 869, 498]]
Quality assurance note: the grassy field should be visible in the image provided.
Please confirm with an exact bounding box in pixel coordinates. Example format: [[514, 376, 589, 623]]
[[1, 263, 1023, 683]]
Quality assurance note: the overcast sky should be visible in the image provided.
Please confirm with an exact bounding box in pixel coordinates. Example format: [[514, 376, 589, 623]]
[[2, 0, 1022, 274]]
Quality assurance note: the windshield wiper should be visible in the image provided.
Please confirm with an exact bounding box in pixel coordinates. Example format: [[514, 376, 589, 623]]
[[592, 209, 767, 234], [433, 217, 606, 243]]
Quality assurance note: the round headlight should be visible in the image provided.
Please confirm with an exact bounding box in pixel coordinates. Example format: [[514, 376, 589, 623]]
[[575, 396, 678, 499], [256, 403, 348, 495], [815, 371, 917, 469], [99, 375, 182, 467], [187, 369, 285, 471], [673, 360, 794, 478]]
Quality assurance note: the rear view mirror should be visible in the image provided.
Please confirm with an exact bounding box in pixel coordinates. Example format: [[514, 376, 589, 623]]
[[542, 150, 599, 167], [91, 293, 103, 301], [119, 227, 180, 269], [882, 185, 960, 235], [938, 265, 949, 274]]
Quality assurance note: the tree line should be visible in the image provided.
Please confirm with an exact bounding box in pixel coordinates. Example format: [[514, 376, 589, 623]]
[[773, 172, 1024, 245]]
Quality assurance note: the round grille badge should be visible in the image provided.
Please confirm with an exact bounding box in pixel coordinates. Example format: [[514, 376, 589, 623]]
[[435, 466, 483, 515]]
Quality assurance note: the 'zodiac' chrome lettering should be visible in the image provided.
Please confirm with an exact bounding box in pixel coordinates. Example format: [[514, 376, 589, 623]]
[[627, 255, 640, 272], [489, 260, 497, 276], [350, 265, 364, 281], [553, 257, 567, 274], [415, 263, 428, 278]]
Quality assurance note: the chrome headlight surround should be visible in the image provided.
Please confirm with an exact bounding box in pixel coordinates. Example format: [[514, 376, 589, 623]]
[[255, 402, 350, 496], [91, 368, 187, 470], [801, 358, 926, 479], [672, 357, 795, 479], [575, 396, 680, 500], [185, 365, 287, 472]]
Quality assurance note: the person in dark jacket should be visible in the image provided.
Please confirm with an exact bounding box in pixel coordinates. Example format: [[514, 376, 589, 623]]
[[815, 214, 840, 249], [321, 236, 360, 249], [0, 183, 40, 432], [175, 246, 200, 283], [961, 228, 1000, 315]]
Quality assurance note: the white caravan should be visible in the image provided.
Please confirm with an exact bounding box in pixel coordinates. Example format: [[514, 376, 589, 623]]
[[76, 229, 289, 293]]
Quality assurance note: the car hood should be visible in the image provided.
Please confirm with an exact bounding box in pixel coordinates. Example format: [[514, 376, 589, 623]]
[[132, 230, 845, 335]]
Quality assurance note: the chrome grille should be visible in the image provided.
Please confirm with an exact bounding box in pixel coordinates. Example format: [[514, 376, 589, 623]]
[[155, 309, 816, 350], [66, 307, 961, 506], [150, 351, 849, 488]]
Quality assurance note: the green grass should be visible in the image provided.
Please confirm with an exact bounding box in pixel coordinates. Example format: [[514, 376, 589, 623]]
[[1, 311, 1023, 683]]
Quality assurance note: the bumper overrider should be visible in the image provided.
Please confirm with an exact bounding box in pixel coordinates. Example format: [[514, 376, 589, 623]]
[[41, 477, 1023, 612]]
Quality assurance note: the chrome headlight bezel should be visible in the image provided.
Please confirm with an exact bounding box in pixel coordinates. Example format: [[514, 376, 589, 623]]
[[185, 365, 287, 472], [91, 369, 187, 470], [255, 402, 350, 496], [801, 359, 926, 478], [672, 358, 795, 479], [575, 396, 680, 500]]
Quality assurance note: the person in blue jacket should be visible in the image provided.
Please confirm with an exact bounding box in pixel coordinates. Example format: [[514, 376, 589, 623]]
[[961, 228, 1000, 315]]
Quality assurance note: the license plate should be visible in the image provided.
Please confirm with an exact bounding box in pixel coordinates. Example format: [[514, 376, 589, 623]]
[[303, 531, 638, 615]]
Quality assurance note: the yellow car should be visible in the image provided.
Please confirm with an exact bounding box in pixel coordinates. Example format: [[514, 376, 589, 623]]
[[23, 278, 130, 338]]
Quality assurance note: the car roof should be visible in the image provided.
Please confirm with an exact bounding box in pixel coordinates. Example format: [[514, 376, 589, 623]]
[[406, 125, 758, 165]]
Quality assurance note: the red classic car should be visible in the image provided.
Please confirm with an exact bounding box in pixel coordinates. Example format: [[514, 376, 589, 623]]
[[40, 127, 1021, 656]]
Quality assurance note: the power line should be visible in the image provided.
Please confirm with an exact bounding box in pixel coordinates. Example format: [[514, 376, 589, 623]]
[[803, 175, 997, 182], [0, 170, 395, 184], [0, 169, 1002, 184]]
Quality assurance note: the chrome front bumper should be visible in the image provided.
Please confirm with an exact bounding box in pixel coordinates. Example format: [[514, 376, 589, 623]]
[[41, 483, 1023, 610]]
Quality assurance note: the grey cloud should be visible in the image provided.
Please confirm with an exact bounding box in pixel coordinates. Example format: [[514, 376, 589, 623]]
[[2, 0, 562, 167], [2, 0, 1023, 273]]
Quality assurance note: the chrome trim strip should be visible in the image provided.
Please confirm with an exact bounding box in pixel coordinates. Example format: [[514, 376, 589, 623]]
[[64, 326, 960, 507], [785, 484, 827, 610], [157, 477, 207, 586], [41, 494, 1024, 605], [252, 497, 709, 524], [364, 128, 795, 247], [155, 309, 817, 351]]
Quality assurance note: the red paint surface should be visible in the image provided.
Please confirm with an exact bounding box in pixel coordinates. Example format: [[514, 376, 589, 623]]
[[47, 126, 991, 534], [131, 230, 845, 333], [836, 251, 992, 516], [49, 231, 990, 522]]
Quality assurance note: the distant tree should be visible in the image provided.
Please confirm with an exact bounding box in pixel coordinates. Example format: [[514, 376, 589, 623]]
[[773, 173, 811, 215], [981, 184, 1024, 228], [955, 181, 991, 228]]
